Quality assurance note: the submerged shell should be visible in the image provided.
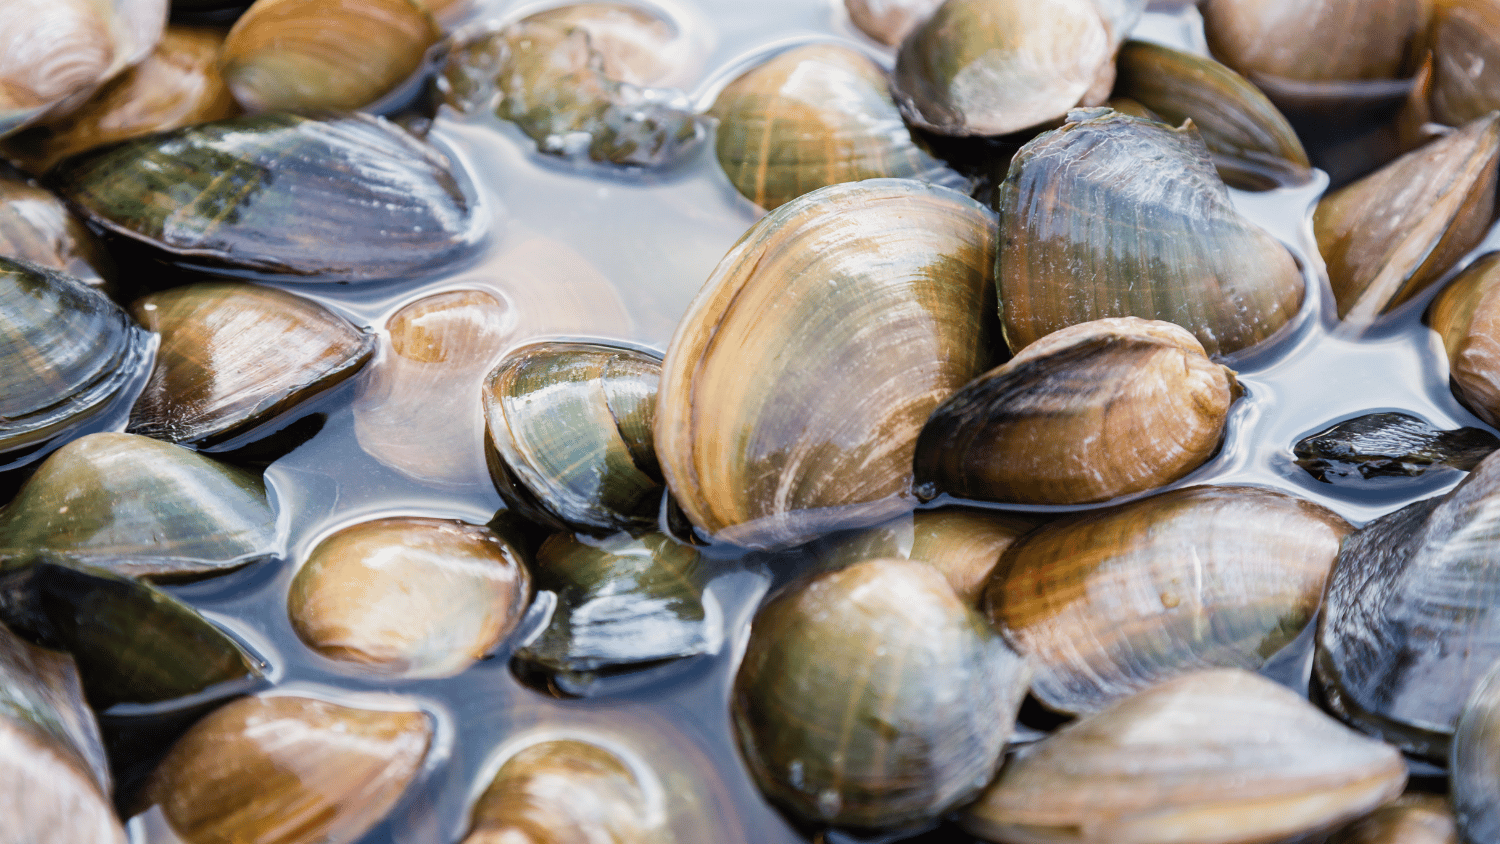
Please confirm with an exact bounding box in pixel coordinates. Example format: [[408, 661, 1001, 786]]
[[0, 256, 150, 455], [48, 112, 478, 281], [1314, 112, 1500, 322], [521, 2, 704, 89], [709, 44, 961, 210], [1431, 253, 1500, 428], [0, 170, 115, 289], [962, 669, 1407, 844], [1293, 411, 1500, 483], [0, 432, 280, 579], [1317, 450, 1500, 758], [915, 318, 1237, 505], [1453, 660, 1500, 843], [140, 692, 432, 844], [998, 110, 1304, 357], [655, 179, 996, 550], [483, 342, 665, 535], [1329, 795, 1458, 844], [984, 485, 1349, 715], [288, 517, 530, 679], [733, 558, 1030, 829]]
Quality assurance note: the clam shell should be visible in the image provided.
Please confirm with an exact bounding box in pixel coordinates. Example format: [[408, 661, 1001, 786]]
[[1452, 660, 1500, 842], [0, 256, 150, 455], [709, 43, 962, 211], [1431, 252, 1500, 428], [0, 432, 280, 579], [1293, 411, 1500, 482], [139, 691, 432, 844], [128, 282, 374, 447], [1329, 794, 1458, 844], [0, 168, 114, 290], [914, 318, 1238, 505], [733, 557, 1030, 830], [961, 669, 1407, 844], [1427, 0, 1500, 128], [844, 0, 942, 46], [984, 485, 1349, 715], [47, 112, 479, 282], [288, 517, 530, 679], [1314, 112, 1500, 322], [997, 109, 1304, 357], [655, 179, 996, 550], [1200, 0, 1427, 84], [521, 2, 704, 89]]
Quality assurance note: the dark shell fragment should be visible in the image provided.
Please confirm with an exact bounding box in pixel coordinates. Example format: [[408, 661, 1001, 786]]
[[1294, 412, 1500, 484]]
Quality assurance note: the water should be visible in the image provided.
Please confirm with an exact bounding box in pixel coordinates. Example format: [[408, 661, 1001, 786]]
[[75, 0, 1498, 841]]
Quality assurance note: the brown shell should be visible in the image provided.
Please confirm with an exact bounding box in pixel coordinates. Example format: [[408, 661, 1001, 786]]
[[1427, 0, 1500, 127], [1200, 0, 1428, 84], [0, 169, 114, 289], [1430, 253, 1500, 428]]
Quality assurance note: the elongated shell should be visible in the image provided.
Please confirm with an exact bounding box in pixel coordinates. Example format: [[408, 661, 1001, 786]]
[[0, 432, 280, 579], [709, 44, 961, 211], [0, 170, 114, 289], [1200, 0, 1428, 84], [1314, 112, 1500, 322], [140, 692, 432, 844], [915, 318, 1237, 505], [1431, 253, 1500, 427], [1453, 660, 1500, 843], [1316, 449, 1500, 758], [655, 179, 996, 549], [1427, 0, 1500, 127], [984, 485, 1349, 714], [1330, 794, 1457, 844], [0, 257, 150, 455], [47, 112, 479, 282], [962, 669, 1407, 844], [998, 109, 1304, 357], [734, 558, 1030, 829], [288, 517, 530, 679]]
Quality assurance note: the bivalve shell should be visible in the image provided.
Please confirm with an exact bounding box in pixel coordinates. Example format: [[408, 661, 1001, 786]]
[[1431, 252, 1500, 428], [1426, 0, 1500, 128], [0, 169, 114, 290], [1329, 794, 1458, 844], [1452, 660, 1500, 843]]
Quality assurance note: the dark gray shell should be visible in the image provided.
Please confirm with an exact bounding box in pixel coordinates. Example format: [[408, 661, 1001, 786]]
[[1293, 412, 1500, 484]]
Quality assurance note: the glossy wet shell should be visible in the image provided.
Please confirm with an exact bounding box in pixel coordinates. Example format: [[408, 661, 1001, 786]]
[[962, 669, 1407, 844], [914, 318, 1237, 505], [985, 485, 1349, 715], [1431, 253, 1500, 428], [1316, 450, 1500, 758], [142, 692, 432, 844], [483, 342, 664, 535], [655, 179, 996, 549], [1452, 661, 1500, 843], [47, 112, 478, 281], [1294, 411, 1500, 482], [0, 256, 150, 454], [733, 558, 1029, 829], [1314, 112, 1500, 322], [997, 110, 1304, 357], [1428, 0, 1500, 127], [0, 432, 280, 579], [1330, 794, 1458, 844], [709, 43, 959, 211], [844, 0, 942, 46], [288, 517, 530, 679], [522, 2, 702, 88], [0, 170, 115, 289], [1199, 0, 1427, 84]]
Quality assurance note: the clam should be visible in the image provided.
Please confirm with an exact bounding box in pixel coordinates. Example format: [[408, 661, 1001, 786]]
[[1453, 659, 1500, 842], [0, 432, 280, 579], [287, 517, 530, 679], [520, 2, 705, 89], [0, 168, 114, 290], [1314, 112, 1500, 323], [138, 691, 432, 844], [1317, 449, 1500, 758], [1112, 39, 1311, 189], [2, 25, 238, 173], [844, 0, 942, 46], [1428, 252, 1500, 428], [0, 622, 125, 844], [1293, 411, 1500, 483], [914, 318, 1239, 505], [483, 342, 664, 535], [890, 0, 1143, 137], [47, 112, 480, 282], [961, 669, 1407, 844], [997, 109, 1304, 357], [0, 256, 151, 456], [1329, 794, 1458, 844], [733, 557, 1029, 830], [984, 485, 1349, 715], [462, 735, 676, 844], [127, 282, 375, 447], [512, 532, 717, 695], [220, 0, 440, 112], [709, 43, 963, 211], [655, 179, 996, 550], [1426, 0, 1500, 128]]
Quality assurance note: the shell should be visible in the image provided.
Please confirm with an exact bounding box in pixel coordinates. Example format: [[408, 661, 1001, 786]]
[[1316, 449, 1500, 758], [1329, 795, 1458, 844], [733, 558, 1030, 829], [139, 691, 432, 844], [709, 43, 962, 211], [220, 0, 440, 112], [483, 342, 665, 535], [0, 432, 280, 579], [1199, 0, 1428, 86], [1430, 253, 1500, 428], [983, 485, 1349, 715], [961, 669, 1407, 844], [1427, 0, 1500, 128], [997, 109, 1304, 357], [1314, 112, 1500, 322], [655, 179, 997, 550], [0, 168, 114, 290], [0, 256, 150, 455], [287, 517, 530, 679], [521, 2, 704, 89], [1452, 660, 1500, 842], [47, 112, 479, 282], [1293, 411, 1500, 482], [914, 318, 1238, 505], [844, 0, 942, 46]]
